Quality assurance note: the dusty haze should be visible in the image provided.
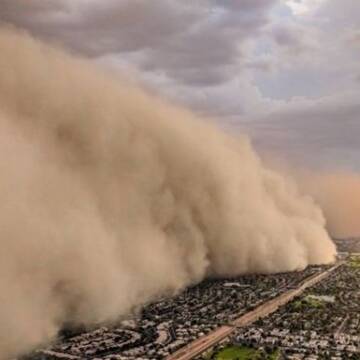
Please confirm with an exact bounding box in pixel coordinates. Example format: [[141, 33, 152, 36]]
[[0, 28, 336, 358], [298, 172, 360, 239]]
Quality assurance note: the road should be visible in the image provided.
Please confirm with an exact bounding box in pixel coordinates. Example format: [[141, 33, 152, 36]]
[[167, 261, 344, 360]]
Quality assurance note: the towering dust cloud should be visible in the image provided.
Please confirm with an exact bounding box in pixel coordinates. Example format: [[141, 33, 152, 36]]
[[0, 28, 336, 358]]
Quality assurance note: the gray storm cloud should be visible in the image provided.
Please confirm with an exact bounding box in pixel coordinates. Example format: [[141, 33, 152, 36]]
[[0, 28, 336, 358]]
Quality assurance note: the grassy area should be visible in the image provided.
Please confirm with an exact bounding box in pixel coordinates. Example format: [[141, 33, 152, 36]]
[[349, 255, 360, 268], [269, 349, 281, 360], [216, 346, 256, 360], [292, 295, 325, 310], [213, 345, 280, 360]]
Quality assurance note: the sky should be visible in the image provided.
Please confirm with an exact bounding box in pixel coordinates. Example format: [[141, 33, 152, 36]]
[[1, 0, 359, 172]]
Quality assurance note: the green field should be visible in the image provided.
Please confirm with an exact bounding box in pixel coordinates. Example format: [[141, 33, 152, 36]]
[[292, 294, 327, 310], [212, 345, 280, 360], [349, 255, 360, 268]]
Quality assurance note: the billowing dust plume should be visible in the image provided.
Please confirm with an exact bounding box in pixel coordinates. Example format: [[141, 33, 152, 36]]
[[0, 28, 336, 358]]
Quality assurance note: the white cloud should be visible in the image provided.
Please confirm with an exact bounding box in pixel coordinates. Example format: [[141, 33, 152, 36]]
[[285, 0, 328, 15]]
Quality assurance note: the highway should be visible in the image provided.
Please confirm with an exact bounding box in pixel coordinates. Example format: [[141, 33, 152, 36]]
[[167, 261, 344, 360]]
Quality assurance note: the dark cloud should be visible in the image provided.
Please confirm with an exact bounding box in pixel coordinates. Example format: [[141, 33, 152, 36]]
[[0, 1, 202, 54], [244, 93, 360, 171], [271, 23, 309, 49], [0, 0, 277, 86]]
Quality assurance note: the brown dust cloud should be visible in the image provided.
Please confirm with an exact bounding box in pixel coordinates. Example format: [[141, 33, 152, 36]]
[[0, 28, 338, 358]]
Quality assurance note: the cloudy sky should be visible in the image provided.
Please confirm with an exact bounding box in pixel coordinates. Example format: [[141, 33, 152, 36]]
[[1, 0, 359, 171]]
